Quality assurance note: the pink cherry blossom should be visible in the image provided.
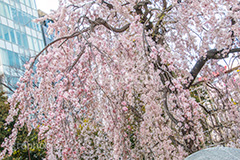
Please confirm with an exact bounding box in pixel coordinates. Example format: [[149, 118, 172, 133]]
[[121, 101, 127, 106], [122, 107, 128, 112], [1, 0, 240, 159]]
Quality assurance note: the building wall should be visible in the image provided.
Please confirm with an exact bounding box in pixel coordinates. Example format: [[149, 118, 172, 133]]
[[0, 0, 44, 92]]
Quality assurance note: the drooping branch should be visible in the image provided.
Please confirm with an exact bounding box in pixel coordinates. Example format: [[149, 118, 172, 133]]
[[163, 89, 178, 125], [29, 18, 130, 70], [186, 48, 240, 89], [29, 31, 85, 69]]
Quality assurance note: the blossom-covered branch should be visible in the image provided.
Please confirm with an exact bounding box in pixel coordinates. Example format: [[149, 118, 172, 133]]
[[1, 0, 240, 159], [187, 48, 240, 88]]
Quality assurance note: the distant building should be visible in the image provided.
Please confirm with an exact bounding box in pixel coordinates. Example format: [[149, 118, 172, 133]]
[[0, 0, 45, 93], [38, 9, 54, 46]]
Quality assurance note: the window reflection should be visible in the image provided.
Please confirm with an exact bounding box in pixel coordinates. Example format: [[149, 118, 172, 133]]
[[0, 25, 3, 39], [0, 1, 41, 31], [9, 28, 16, 43], [2, 25, 10, 41], [27, 35, 34, 50], [0, 3, 5, 16], [32, 37, 39, 51], [0, 48, 20, 68], [7, 50, 20, 68], [16, 31, 23, 46], [25, 0, 30, 7], [22, 34, 28, 48], [4, 4, 11, 19], [0, 48, 8, 65], [0, 23, 33, 49]]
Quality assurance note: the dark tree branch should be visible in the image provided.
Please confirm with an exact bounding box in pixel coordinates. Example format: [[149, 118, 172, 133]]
[[94, 18, 130, 33], [135, 0, 152, 7], [122, 2, 130, 6], [163, 89, 178, 125], [101, 0, 113, 10], [186, 48, 240, 89], [162, 0, 167, 9], [0, 82, 14, 93], [133, 0, 152, 15]]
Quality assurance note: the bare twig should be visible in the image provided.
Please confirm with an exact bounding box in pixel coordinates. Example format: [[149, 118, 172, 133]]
[[0, 82, 14, 93], [191, 64, 240, 86], [68, 46, 86, 72]]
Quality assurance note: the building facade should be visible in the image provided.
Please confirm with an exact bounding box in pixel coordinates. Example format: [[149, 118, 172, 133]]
[[38, 9, 54, 46], [0, 0, 44, 92]]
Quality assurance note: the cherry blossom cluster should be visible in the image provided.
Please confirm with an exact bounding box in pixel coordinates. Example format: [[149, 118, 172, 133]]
[[1, 0, 240, 159]]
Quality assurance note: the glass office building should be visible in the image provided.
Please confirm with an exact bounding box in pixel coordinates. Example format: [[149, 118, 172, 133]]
[[0, 0, 44, 92]]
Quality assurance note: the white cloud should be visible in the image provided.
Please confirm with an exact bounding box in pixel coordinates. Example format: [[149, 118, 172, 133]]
[[35, 0, 59, 14]]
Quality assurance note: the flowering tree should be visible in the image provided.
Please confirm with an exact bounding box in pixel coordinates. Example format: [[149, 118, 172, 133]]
[[1, 0, 240, 159]]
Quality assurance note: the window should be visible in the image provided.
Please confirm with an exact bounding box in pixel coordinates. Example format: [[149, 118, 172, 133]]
[[20, 0, 25, 4], [32, 37, 39, 51], [30, 0, 36, 9], [20, 54, 28, 69], [11, 7, 18, 22], [2, 25, 10, 41], [4, 4, 11, 19], [38, 39, 44, 51], [18, 11, 23, 24], [0, 2, 11, 18], [16, 31, 23, 46], [0, 24, 3, 39], [27, 35, 34, 50], [0, 25, 20, 44], [7, 50, 20, 68], [29, 21, 34, 29], [0, 48, 8, 65], [9, 5, 39, 31], [5, 74, 20, 90], [25, 0, 30, 7], [9, 28, 16, 43], [0, 2, 5, 17], [22, 12, 30, 25], [22, 34, 28, 48]]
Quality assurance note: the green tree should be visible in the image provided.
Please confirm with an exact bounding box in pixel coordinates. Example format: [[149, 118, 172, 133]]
[[0, 92, 46, 160]]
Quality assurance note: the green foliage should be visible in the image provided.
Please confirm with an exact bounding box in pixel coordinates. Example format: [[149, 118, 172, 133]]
[[0, 92, 12, 152], [0, 92, 46, 160], [190, 84, 208, 104]]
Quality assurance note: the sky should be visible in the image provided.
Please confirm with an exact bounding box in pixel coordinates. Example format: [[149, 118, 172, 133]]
[[35, 0, 59, 14]]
